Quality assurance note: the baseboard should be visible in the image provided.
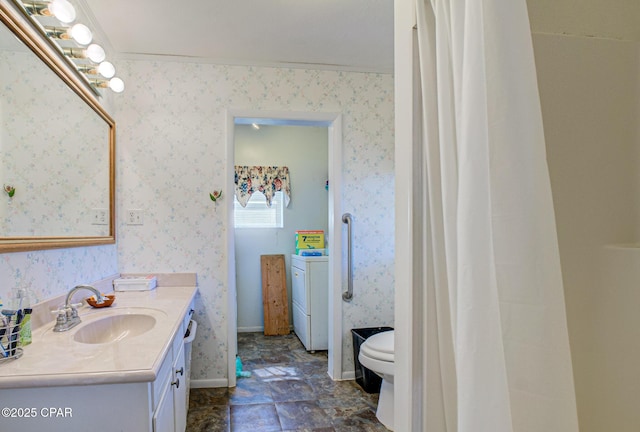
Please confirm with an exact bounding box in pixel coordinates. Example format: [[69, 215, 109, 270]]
[[237, 326, 264, 333], [191, 371, 352, 389], [340, 370, 356, 380], [238, 325, 295, 333], [191, 378, 228, 388]]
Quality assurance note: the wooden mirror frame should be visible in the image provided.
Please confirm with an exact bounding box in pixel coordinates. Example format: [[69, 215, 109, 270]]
[[0, 3, 115, 253]]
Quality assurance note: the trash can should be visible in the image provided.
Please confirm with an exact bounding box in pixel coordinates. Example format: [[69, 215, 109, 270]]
[[351, 326, 394, 393]]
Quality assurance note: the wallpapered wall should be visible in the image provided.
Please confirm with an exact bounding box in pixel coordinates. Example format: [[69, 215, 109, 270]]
[[0, 51, 110, 237], [115, 60, 395, 381], [0, 246, 118, 307], [0, 57, 394, 382], [0, 48, 118, 307]]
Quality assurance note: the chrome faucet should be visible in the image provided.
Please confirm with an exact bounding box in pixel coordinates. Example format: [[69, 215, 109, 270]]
[[53, 285, 104, 332]]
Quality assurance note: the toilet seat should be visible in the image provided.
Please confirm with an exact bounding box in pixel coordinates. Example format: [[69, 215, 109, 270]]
[[360, 330, 394, 363]]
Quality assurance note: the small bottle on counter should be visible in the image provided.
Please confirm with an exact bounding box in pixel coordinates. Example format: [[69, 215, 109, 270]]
[[18, 289, 32, 346]]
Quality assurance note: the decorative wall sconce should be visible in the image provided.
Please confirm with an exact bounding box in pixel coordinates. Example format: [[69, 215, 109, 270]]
[[4, 184, 16, 198], [210, 190, 223, 203], [15, 0, 125, 95]]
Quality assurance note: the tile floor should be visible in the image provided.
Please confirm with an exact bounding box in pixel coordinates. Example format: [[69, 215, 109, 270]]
[[187, 332, 389, 432]]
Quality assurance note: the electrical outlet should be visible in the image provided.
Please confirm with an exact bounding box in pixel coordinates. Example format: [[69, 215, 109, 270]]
[[90, 208, 109, 225], [127, 209, 144, 225]]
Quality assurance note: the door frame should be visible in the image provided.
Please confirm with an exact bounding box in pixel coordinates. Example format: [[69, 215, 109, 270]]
[[394, 0, 424, 429], [226, 109, 344, 387]]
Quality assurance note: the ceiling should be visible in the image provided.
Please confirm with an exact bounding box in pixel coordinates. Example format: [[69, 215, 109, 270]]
[[70, 0, 640, 78], [82, 0, 395, 74]]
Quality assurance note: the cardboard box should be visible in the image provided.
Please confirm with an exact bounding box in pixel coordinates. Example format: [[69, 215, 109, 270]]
[[295, 230, 325, 254]]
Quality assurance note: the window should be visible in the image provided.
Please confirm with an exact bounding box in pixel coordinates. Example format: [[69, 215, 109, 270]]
[[234, 191, 284, 228]]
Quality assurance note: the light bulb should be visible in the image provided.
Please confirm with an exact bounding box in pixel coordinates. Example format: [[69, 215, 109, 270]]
[[97, 61, 115, 79], [68, 23, 92, 45], [108, 77, 124, 93], [48, 0, 76, 24], [85, 44, 105, 63]]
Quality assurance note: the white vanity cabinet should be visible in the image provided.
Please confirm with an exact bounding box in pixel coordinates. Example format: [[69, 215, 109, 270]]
[[0, 291, 197, 432], [154, 341, 187, 432], [291, 255, 328, 351], [154, 302, 192, 432]]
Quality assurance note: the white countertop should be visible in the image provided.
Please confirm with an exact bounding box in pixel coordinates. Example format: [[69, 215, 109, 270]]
[[0, 286, 197, 389]]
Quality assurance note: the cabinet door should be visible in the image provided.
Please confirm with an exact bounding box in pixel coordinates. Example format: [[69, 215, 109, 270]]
[[173, 343, 187, 432], [153, 381, 175, 432]]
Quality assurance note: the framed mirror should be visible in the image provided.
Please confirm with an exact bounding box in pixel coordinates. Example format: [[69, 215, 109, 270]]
[[0, 3, 115, 252]]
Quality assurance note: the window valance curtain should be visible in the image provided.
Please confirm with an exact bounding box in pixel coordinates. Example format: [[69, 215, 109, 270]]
[[234, 165, 291, 208]]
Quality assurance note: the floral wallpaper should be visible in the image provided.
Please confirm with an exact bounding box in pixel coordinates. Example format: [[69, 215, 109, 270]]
[[0, 49, 118, 308], [0, 246, 118, 307], [0, 51, 110, 237], [116, 60, 395, 381], [0, 57, 395, 383]]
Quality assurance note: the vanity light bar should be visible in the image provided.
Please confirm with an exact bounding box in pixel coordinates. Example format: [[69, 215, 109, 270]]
[[17, 0, 124, 94]]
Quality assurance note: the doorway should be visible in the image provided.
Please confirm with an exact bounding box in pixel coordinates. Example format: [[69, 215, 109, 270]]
[[226, 110, 344, 388]]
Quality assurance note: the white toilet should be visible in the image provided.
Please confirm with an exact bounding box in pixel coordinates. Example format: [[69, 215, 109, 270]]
[[358, 330, 395, 430]]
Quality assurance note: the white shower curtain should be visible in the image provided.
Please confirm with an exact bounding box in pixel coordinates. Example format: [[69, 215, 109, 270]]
[[415, 0, 580, 431]]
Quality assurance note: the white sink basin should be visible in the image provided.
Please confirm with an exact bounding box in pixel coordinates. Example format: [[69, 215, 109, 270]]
[[73, 313, 157, 344]]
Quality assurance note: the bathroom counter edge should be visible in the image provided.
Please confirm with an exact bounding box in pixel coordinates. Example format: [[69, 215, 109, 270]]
[[0, 285, 198, 389]]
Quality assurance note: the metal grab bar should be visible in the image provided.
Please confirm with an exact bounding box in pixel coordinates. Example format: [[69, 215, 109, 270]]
[[342, 213, 353, 302]]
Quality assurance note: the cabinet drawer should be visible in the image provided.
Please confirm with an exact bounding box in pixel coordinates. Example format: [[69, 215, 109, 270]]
[[291, 266, 307, 311]]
